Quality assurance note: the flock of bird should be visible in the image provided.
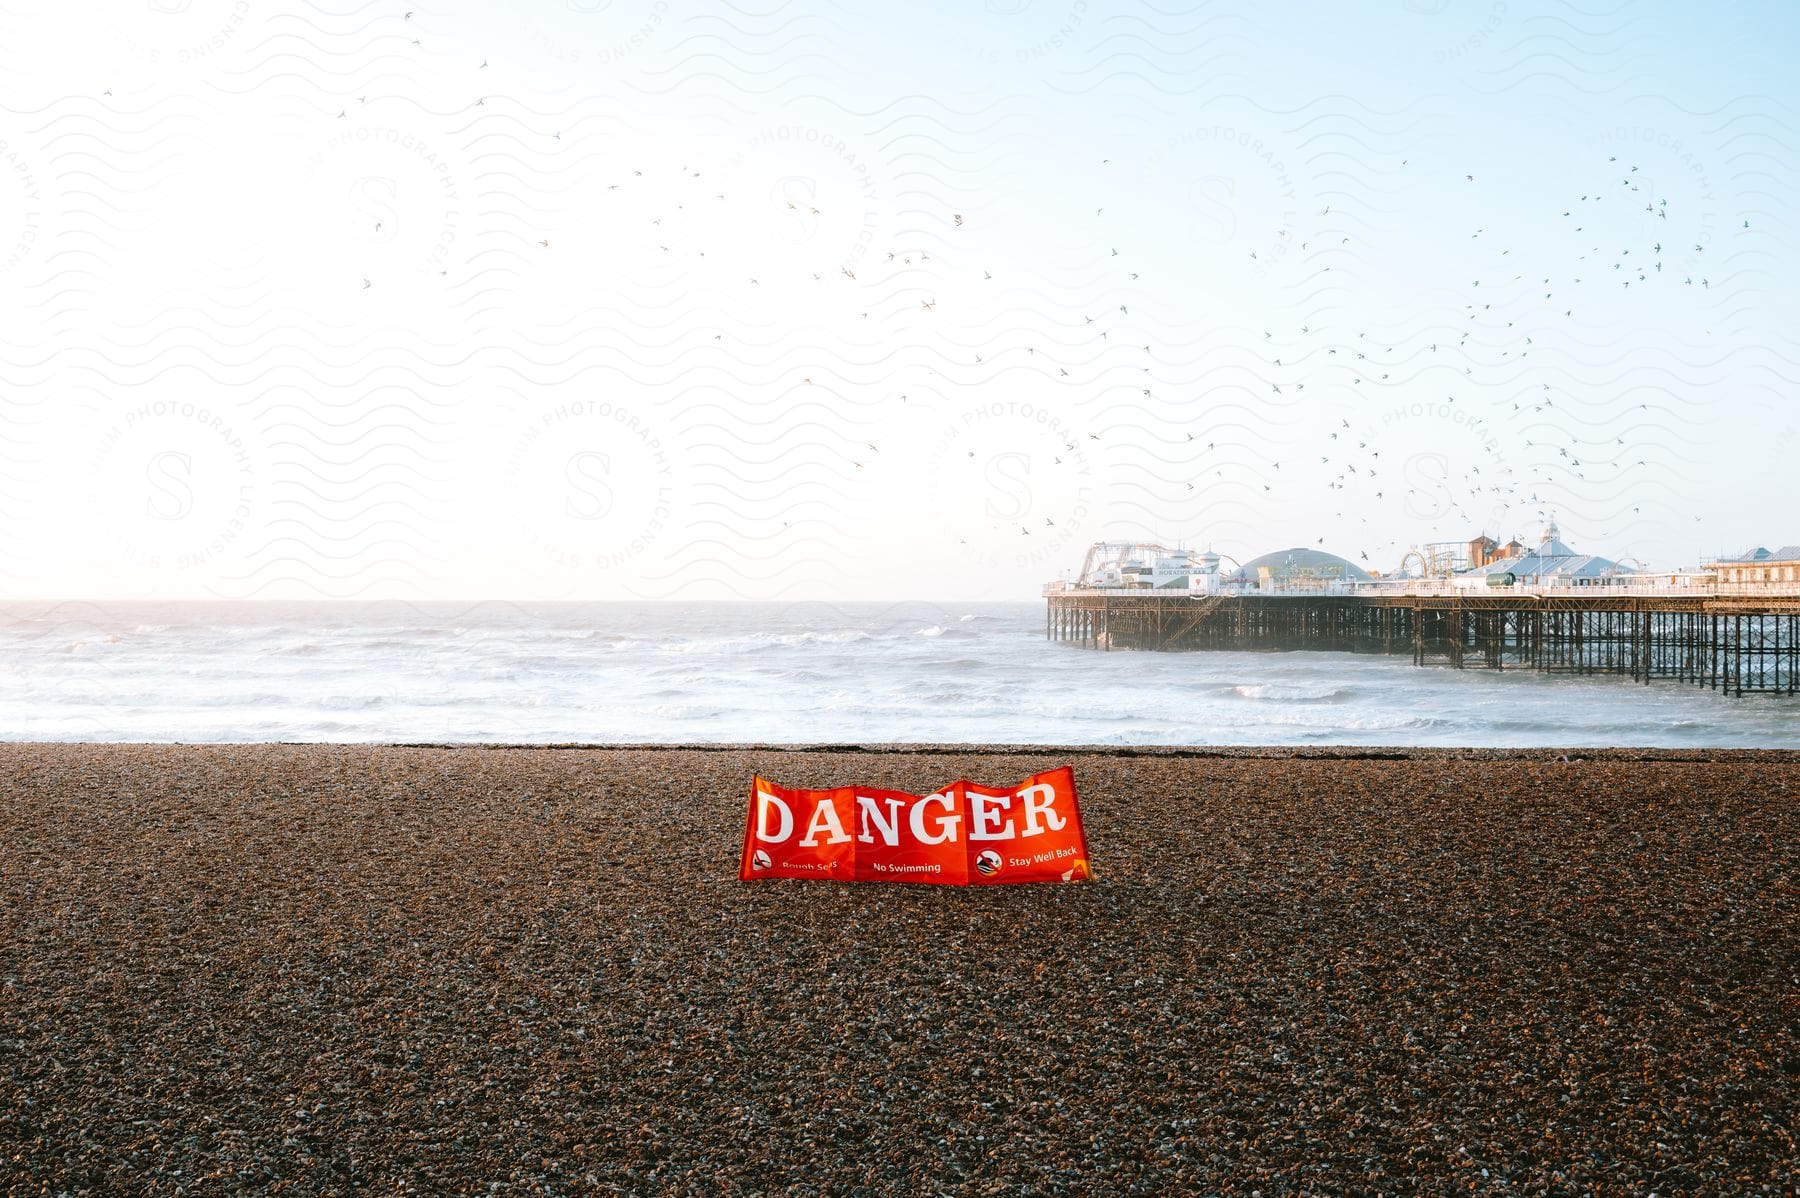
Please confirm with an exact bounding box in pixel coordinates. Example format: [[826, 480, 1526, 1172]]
[[945, 148, 1742, 568], [320, 27, 1743, 572]]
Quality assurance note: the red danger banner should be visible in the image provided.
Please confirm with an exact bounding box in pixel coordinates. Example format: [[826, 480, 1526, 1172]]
[[739, 767, 1091, 885]]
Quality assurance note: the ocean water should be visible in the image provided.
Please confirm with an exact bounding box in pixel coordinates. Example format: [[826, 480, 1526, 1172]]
[[1, 601, 1795, 747]]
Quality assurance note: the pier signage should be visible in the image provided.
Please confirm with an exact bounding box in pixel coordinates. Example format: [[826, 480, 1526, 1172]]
[[739, 767, 1091, 885]]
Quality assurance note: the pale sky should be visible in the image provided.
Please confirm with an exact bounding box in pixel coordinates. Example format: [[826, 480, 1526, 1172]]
[[0, 0, 1794, 599]]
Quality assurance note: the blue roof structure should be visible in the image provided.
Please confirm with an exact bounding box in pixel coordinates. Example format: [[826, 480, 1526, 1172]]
[[1461, 521, 1622, 581]]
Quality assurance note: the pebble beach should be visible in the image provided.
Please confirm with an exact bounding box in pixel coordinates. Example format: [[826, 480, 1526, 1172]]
[[1, 743, 1795, 1194]]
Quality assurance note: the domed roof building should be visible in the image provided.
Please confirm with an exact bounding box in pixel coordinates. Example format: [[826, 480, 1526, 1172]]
[[1229, 547, 1370, 591]]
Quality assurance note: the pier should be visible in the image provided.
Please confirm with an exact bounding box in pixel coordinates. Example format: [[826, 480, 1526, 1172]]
[[1043, 590, 1800, 697]]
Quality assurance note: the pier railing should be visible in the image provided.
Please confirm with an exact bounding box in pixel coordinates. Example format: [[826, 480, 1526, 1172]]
[[1045, 580, 1799, 601]]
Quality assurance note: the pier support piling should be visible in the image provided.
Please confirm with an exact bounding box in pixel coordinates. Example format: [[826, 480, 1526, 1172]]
[[1045, 591, 1800, 700]]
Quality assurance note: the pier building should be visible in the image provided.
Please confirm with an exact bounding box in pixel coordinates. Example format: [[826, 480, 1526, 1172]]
[[1045, 533, 1800, 696]]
